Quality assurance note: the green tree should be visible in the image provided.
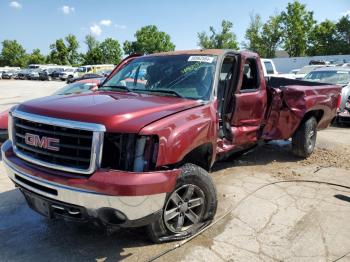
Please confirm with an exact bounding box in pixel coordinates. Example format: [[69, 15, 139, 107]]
[[123, 25, 175, 55], [65, 34, 80, 66], [0, 40, 28, 67], [307, 20, 337, 55], [85, 34, 99, 51], [99, 38, 122, 64], [280, 1, 315, 57], [48, 38, 69, 65], [83, 35, 103, 65], [243, 14, 264, 55], [335, 15, 350, 54], [244, 14, 282, 58], [47, 35, 79, 65], [27, 48, 46, 65], [198, 20, 239, 49], [261, 15, 283, 58]]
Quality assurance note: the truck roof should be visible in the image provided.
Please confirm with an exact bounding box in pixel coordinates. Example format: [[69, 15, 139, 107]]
[[149, 49, 255, 57]]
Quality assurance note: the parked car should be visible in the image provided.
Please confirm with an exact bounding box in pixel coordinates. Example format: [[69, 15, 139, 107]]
[[50, 68, 65, 80], [1, 50, 340, 243], [52, 78, 102, 95], [76, 64, 115, 77], [39, 67, 64, 81], [67, 73, 104, 83], [17, 69, 31, 80], [261, 59, 278, 77], [294, 65, 333, 80], [259, 59, 299, 79], [309, 60, 330, 65], [303, 67, 350, 124], [59, 68, 78, 81], [2, 70, 18, 79], [100, 69, 113, 77], [0, 78, 103, 144], [28, 69, 41, 80]]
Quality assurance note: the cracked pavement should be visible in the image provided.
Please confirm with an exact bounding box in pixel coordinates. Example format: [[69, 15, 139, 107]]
[[0, 80, 350, 261]]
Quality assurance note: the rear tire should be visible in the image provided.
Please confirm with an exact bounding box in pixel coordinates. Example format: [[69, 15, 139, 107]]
[[147, 163, 217, 243], [292, 117, 317, 158]]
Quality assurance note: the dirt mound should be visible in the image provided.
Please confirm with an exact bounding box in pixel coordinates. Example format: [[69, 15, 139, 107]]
[[299, 147, 350, 170]]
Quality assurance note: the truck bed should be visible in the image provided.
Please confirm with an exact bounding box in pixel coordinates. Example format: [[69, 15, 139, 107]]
[[262, 77, 341, 140]]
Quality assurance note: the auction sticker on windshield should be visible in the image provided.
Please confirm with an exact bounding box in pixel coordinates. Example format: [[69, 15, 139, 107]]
[[188, 56, 214, 63]]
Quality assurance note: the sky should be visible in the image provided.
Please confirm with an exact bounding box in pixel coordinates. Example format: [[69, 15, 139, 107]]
[[0, 0, 349, 55]]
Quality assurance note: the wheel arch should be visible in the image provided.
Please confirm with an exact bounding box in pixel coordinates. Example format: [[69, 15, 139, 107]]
[[179, 143, 214, 172], [299, 109, 324, 126]]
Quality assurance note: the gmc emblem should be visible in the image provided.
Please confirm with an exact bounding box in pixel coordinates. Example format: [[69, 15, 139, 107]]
[[24, 133, 60, 152]]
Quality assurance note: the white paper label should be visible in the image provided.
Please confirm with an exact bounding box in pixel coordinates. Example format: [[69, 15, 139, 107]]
[[188, 56, 214, 63]]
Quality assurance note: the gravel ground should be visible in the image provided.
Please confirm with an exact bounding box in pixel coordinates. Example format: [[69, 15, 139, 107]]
[[0, 80, 350, 262]]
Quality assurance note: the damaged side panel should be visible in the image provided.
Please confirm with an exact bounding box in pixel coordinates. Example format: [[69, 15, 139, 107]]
[[262, 82, 341, 140]]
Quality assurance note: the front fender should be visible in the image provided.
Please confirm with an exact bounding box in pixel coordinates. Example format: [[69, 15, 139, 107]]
[[139, 101, 218, 167]]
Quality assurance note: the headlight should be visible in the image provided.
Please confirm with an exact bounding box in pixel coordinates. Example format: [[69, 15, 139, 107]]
[[101, 133, 158, 172], [133, 136, 159, 172]]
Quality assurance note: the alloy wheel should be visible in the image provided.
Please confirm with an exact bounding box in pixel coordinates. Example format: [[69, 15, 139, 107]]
[[164, 184, 205, 233]]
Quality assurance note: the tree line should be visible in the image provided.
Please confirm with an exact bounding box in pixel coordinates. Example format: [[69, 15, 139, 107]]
[[243, 1, 350, 57], [1, 1, 349, 68]]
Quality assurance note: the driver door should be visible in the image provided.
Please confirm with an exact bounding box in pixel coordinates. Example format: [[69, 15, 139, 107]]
[[230, 56, 267, 145]]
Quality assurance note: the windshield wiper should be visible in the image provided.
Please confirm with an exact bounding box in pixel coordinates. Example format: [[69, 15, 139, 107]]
[[100, 85, 132, 92], [133, 89, 184, 98]]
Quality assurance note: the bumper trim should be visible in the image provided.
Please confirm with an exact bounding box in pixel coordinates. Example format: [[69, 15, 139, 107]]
[[2, 141, 167, 221]]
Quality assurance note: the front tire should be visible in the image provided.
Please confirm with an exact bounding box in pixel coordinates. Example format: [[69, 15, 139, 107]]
[[292, 116, 317, 158], [147, 163, 217, 243]]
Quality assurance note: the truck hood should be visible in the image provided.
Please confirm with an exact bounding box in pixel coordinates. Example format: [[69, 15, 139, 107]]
[[16, 91, 202, 133]]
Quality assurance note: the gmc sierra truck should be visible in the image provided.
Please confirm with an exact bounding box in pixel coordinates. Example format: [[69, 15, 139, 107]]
[[1, 50, 341, 242]]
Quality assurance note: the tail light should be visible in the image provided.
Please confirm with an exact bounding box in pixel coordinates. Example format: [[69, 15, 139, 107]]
[[337, 94, 342, 110]]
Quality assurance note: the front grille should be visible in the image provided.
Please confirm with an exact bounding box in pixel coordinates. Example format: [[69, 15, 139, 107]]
[[13, 117, 94, 171]]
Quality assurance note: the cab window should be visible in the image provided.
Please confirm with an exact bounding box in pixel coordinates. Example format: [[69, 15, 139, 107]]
[[241, 58, 259, 91]]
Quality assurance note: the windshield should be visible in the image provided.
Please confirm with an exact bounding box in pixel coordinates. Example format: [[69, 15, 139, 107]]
[[101, 55, 217, 100], [53, 82, 96, 95], [304, 70, 350, 85]]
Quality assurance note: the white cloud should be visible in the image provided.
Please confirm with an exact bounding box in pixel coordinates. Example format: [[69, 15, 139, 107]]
[[341, 10, 350, 16], [90, 24, 102, 36], [61, 5, 75, 15], [9, 1, 22, 9], [114, 24, 127, 30], [100, 19, 112, 26]]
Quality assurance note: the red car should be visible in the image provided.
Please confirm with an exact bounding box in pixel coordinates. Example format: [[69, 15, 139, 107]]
[[0, 78, 102, 144], [1, 50, 340, 242]]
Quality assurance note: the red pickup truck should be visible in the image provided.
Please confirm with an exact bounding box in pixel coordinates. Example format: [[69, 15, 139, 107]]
[[1, 50, 340, 242]]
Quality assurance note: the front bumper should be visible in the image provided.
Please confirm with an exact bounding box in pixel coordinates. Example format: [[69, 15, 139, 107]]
[[1, 140, 179, 226]]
